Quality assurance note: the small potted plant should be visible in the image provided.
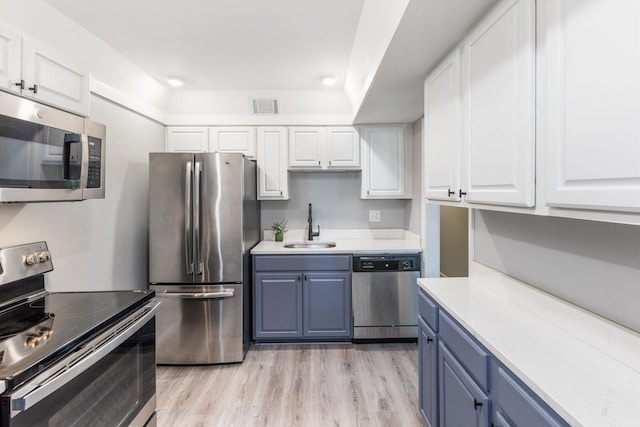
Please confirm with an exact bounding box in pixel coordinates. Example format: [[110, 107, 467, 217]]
[[271, 219, 288, 242]]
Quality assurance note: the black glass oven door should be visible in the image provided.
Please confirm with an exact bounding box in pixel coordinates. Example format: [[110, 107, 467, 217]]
[[1, 315, 156, 427]]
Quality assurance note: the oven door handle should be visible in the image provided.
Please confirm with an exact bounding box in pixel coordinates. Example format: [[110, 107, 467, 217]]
[[155, 290, 235, 299], [9, 300, 160, 418]]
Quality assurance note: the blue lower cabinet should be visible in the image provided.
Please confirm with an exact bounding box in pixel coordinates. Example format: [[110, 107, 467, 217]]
[[254, 272, 302, 339], [418, 288, 569, 427], [254, 255, 352, 342], [419, 317, 438, 427], [303, 273, 352, 338], [439, 342, 490, 427]]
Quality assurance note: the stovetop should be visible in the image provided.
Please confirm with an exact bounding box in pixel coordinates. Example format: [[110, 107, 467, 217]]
[[0, 289, 154, 392]]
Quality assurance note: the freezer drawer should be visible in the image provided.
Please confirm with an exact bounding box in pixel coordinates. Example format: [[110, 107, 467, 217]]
[[152, 284, 244, 364]]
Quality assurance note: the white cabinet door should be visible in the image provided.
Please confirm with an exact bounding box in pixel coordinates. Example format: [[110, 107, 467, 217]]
[[166, 127, 209, 152], [361, 125, 411, 199], [257, 127, 288, 200], [326, 127, 360, 170], [289, 127, 323, 169], [22, 37, 90, 116], [424, 49, 462, 202], [0, 23, 22, 95], [461, 0, 535, 207], [545, 0, 640, 212], [209, 127, 256, 158]]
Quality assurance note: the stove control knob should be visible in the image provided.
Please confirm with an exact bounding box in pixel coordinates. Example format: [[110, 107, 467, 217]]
[[38, 251, 51, 262], [24, 253, 39, 266], [25, 335, 39, 348], [401, 261, 412, 269]]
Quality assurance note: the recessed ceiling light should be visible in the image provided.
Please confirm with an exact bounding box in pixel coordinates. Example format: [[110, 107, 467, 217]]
[[167, 78, 184, 87], [321, 76, 337, 87]]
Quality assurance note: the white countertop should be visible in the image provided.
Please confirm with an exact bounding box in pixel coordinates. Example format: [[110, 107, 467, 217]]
[[418, 267, 640, 427], [251, 229, 421, 255]]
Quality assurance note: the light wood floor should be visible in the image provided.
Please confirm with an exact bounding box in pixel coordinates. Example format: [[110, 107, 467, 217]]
[[156, 343, 422, 427]]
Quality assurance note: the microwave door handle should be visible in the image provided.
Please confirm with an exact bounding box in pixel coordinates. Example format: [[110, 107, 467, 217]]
[[184, 161, 194, 275], [80, 134, 89, 189], [194, 160, 203, 275]]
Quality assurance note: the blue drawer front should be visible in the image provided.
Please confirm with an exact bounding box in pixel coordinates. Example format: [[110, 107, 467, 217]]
[[438, 310, 490, 390], [419, 288, 439, 332], [254, 255, 351, 272], [496, 367, 568, 427]]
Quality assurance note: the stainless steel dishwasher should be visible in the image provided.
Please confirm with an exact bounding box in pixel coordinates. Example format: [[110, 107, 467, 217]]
[[352, 253, 421, 340]]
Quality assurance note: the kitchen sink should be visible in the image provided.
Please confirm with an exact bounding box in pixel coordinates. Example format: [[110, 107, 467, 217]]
[[283, 241, 337, 249]]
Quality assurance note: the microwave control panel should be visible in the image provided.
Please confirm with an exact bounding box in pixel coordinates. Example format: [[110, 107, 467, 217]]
[[87, 136, 102, 188]]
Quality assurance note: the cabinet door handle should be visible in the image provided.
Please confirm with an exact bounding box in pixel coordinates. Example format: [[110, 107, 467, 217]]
[[280, 191, 282, 196], [15, 80, 25, 90], [318, 160, 321, 165], [459, 189, 467, 198], [328, 160, 332, 166], [447, 189, 455, 197], [28, 84, 38, 94], [473, 399, 483, 409], [426, 337, 433, 343]]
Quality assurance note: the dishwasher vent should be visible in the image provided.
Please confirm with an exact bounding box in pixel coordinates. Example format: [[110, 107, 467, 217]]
[[252, 98, 279, 114]]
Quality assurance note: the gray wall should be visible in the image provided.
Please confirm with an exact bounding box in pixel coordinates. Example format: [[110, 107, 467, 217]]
[[0, 95, 165, 291], [261, 172, 409, 231], [474, 210, 640, 333]]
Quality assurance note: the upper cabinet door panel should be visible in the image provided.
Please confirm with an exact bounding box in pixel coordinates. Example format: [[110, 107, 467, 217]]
[[361, 126, 409, 198], [0, 23, 22, 95], [289, 127, 323, 169], [545, 0, 640, 212], [326, 127, 360, 169], [166, 127, 209, 152], [257, 127, 288, 200], [424, 49, 462, 201], [210, 127, 256, 159], [22, 37, 90, 116], [462, 0, 535, 207]]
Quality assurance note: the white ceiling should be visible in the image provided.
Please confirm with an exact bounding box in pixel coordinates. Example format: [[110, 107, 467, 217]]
[[45, 0, 497, 123]]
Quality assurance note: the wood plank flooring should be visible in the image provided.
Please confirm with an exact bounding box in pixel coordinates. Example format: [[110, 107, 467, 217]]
[[156, 343, 422, 427]]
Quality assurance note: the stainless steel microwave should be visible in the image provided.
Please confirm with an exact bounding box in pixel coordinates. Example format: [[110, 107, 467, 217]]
[[0, 91, 106, 203]]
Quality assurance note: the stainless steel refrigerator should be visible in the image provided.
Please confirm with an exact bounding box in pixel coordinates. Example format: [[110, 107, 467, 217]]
[[148, 152, 260, 364]]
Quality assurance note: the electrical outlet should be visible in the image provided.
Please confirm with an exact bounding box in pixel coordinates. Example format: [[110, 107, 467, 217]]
[[369, 210, 381, 222]]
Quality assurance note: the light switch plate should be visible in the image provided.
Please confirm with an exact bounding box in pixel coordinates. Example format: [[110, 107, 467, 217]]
[[369, 210, 381, 222]]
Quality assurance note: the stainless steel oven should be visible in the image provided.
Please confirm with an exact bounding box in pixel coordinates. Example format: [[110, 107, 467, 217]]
[[0, 91, 106, 203], [0, 242, 158, 426]]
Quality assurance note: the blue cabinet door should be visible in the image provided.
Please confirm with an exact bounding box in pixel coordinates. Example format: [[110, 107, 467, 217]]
[[303, 272, 352, 338], [254, 272, 302, 339], [419, 317, 438, 427], [439, 342, 490, 427]]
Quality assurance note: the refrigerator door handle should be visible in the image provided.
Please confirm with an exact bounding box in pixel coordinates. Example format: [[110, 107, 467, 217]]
[[184, 161, 194, 275], [194, 160, 203, 275], [155, 290, 235, 299]]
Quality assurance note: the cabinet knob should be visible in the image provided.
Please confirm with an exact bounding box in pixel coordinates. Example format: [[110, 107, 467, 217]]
[[28, 84, 38, 94], [15, 80, 25, 90]]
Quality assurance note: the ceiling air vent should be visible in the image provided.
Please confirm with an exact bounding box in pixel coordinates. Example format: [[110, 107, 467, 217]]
[[252, 98, 279, 114]]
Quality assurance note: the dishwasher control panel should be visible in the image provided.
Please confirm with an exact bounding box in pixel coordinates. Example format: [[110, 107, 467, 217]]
[[353, 254, 421, 272]]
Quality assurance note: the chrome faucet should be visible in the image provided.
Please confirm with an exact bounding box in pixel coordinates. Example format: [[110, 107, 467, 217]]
[[307, 203, 320, 241]]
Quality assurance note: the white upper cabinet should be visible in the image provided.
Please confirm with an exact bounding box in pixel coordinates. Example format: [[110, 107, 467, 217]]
[[0, 23, 21, 95], [424, 49, 462, 202], [289, 127, 324, 169], [166, 127, 209, 152], [326, 127, 360, 169], [288, 126, 360, 170], [361, 125, 412, 199], [257, 127, 289, 200], [209, 126, 256, 159], [0, 23, 90, 116], [544, 0, 640, 213], [461, 0, 535, 207]]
